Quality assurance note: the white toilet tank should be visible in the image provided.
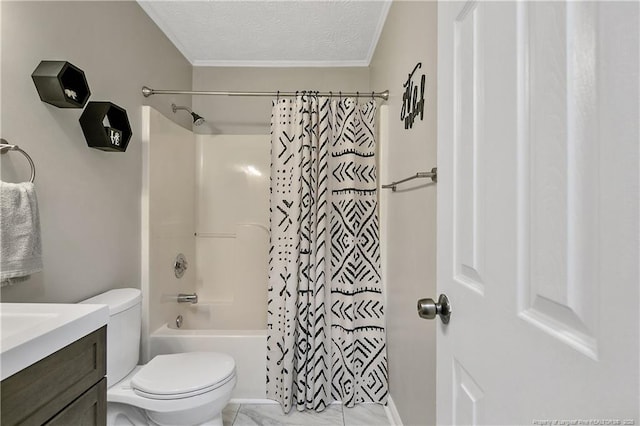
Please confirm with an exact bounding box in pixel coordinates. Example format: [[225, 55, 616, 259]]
[[81, 288, 142, 387]]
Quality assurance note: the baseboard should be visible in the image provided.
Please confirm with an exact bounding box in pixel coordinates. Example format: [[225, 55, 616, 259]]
[[385, 395, 404, 426], [229, 398, 279, 405], [231, 397, 402, 424], [231, 398, 392, 412], [230, 399, 352, 406]]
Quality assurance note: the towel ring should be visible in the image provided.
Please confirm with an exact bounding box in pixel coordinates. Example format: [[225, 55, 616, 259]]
[[0, 143, 35, 183]]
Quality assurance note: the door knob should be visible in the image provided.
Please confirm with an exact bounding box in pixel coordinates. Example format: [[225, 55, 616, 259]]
[[417, 294, 451, 324]]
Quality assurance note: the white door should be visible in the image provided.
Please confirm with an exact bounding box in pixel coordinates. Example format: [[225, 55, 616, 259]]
[[436, 1, 639, 424]]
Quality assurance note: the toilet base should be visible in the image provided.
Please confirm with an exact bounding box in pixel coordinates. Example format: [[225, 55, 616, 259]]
[[106, 402, 148, 426], [147, 406, 223, 426], [107, 402, 223, 426], [106, 367, 235, 426], [148, 412, 222, 426]]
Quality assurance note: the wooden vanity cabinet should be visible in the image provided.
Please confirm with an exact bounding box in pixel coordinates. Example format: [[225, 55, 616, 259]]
[[1, 326, 107, 426]]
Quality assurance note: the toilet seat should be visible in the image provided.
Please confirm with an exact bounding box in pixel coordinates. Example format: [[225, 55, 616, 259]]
[[133, 373, 236, 400], [131, 352, 236, 400], [108, 365, 237, 414]]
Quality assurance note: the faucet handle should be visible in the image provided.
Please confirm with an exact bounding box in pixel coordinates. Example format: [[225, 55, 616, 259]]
[[177, 293, 198, 304], [174, 253, 188, 278]]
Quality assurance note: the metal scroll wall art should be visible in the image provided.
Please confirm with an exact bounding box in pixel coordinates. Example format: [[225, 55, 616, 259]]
[[400, 62, 426, 129]]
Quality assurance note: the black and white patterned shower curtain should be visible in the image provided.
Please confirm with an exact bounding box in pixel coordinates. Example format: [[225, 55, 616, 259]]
[[267, 94, 387, 413]]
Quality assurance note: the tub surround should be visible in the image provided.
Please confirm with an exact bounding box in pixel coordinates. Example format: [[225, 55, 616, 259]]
[[195, 134, 269, 329], [141, 106, 197, 361]]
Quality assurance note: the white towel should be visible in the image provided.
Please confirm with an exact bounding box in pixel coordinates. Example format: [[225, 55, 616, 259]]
[[1, 181, 43, 286]]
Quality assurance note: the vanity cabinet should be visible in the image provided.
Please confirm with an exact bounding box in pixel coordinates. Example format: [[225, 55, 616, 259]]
[[0, 327, 106, 426]]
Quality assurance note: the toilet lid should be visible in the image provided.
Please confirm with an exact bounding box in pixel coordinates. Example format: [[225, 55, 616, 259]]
[[131, 352, 235, 398]]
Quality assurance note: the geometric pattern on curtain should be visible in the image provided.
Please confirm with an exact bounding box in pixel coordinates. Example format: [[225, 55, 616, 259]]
[[266, 94, 387, 413]]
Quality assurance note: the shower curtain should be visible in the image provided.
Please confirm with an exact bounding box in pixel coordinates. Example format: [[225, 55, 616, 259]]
[[267, 94, 387, 413]]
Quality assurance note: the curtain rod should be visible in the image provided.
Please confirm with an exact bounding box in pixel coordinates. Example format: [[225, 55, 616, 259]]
[[141, 86, 389, 101]]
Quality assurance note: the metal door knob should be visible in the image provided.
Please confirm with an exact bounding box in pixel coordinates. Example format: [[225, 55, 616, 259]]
[[417, 294, 451, 324]]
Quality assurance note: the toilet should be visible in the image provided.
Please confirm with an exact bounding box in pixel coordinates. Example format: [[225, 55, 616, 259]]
[[81, 288, 236, 426]]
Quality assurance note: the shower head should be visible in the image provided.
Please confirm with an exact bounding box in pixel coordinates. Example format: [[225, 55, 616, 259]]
[[191, 112, 205, 126], [171, 103, 205, 126]]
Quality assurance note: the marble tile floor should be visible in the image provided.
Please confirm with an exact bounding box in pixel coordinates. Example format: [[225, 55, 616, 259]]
[[222, 402, 392, 426]]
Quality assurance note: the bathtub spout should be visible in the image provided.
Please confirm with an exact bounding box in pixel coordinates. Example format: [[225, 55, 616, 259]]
[[177, 293, 198, 304]]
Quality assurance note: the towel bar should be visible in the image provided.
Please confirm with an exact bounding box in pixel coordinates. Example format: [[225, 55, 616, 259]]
[[382, 167, 437, 192]]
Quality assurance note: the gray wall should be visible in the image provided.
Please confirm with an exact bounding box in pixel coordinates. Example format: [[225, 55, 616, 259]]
[[370, 2, 438, 425], [192, 67, 370, 134], [0, 1, 192, 303]]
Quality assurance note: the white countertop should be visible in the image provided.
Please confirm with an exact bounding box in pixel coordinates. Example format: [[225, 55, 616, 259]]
[[0, 303, 109, 380]]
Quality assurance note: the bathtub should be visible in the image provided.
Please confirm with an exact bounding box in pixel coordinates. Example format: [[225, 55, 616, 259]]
[[149, 313, 268, 400]]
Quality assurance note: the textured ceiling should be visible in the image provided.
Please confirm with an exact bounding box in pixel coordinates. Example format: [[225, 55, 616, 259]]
[[137, 1, 391, 67]]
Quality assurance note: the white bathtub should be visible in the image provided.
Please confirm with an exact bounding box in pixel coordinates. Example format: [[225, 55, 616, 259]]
[[150, 323, 268, 400]]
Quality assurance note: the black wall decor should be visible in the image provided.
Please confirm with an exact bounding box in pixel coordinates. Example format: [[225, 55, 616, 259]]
[[79, 102, 132, 152], [31, 61, 91, 108], [400, 62, 426, 129]]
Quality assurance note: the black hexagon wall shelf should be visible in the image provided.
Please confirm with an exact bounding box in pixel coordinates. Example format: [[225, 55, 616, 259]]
[[31, 61, 91, 108], [79, 102, 132, 152]]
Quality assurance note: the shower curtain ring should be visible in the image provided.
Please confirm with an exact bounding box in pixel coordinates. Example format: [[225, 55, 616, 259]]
[[371, 91, 375, 100], [276, 90, 280, 101]]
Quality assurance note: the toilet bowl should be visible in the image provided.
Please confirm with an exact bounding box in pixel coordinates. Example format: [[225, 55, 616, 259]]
[[82, 289, 236, 426]]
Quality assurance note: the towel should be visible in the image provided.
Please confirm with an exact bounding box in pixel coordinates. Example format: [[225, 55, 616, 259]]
[[1, 181, 43, 286]]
